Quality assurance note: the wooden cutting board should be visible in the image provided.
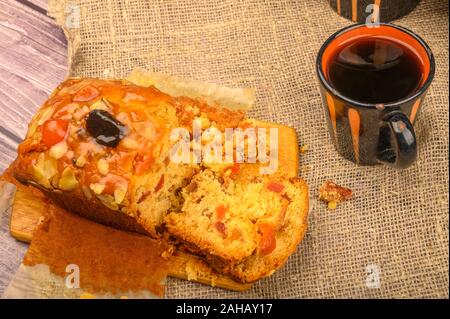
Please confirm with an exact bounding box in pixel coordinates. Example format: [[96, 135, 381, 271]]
[[7, 120, 299, 292]]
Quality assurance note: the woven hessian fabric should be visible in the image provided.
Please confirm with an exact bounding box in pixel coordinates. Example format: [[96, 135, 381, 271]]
[[47, 0, 449, 298]]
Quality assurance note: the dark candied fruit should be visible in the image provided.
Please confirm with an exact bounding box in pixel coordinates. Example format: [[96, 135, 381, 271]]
[[86, 109, 126, 147]]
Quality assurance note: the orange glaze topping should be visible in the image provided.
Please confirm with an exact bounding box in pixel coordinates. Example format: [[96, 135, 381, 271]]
[[17, 79, 176, 200], [17, 78, 246, 209], [73, 85, 99, 102]]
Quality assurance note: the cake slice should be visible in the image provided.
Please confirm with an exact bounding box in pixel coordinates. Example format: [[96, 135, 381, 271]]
[[164, 169, 309, 283]]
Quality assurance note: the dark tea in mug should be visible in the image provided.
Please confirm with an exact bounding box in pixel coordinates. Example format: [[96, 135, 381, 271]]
[[327, 36, 424, 104]]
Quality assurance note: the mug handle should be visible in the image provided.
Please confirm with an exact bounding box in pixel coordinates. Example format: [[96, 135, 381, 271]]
[[377, 111, 417, 169]]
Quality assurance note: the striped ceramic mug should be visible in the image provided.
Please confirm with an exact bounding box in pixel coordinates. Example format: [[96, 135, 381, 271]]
[[316, 23, 435, 168], [329, 0, 421, 23]]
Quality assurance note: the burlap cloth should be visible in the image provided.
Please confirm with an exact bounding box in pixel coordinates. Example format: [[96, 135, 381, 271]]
[[46, 0, 448, 298]]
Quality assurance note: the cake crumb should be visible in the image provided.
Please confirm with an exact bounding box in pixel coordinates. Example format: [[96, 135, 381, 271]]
[[319, 181, 352, 209], [327, 201, 337, 210]]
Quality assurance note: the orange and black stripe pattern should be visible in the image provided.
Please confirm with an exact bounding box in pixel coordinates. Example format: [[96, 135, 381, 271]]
[[328, 0, 420, 23], [320, 89, 427, 166]]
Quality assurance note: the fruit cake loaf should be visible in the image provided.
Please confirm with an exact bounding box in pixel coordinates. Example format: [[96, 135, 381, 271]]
[[13, 78, 246, 237], [165, 169, 308, 283], [13, 76, 309, 283]]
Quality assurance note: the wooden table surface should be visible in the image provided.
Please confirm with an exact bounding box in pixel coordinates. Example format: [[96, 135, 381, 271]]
[[0, 0, 67, 173], [0, 0, 67, 295]]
